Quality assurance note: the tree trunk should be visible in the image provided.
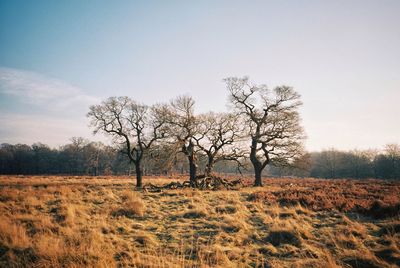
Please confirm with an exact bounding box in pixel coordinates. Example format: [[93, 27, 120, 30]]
[[135, 162, 143, 188], [186, 141, 197, 186], [188, 156, 197, 186], [205, 155, 214, 177], [254, 167, 263, 187], [250, 138, 263, 187]]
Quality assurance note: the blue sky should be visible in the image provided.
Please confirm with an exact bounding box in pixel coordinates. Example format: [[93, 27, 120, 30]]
[[0, 0, 399, 150]]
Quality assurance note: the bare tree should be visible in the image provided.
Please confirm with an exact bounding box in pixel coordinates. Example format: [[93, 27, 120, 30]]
[[142, 142, 182, 175], [384, 143, 400, 179], [87, 97, 166, 188], [225, 76, 305, 186], [194, 112, 246, 176], [311, 149, 342, 179], [162, 96, 199, 185]]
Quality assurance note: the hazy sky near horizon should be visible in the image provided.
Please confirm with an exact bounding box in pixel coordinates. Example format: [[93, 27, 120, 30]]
[[0, 0, 399, 151]]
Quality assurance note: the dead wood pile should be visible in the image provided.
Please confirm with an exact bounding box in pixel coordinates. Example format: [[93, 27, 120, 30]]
[[143, 175, 243, 192]]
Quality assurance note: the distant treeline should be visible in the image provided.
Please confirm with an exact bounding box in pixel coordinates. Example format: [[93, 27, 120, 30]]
[[0, 137, 241, 176], [0, 138, 399, 180], [270, 145, 400, 180]]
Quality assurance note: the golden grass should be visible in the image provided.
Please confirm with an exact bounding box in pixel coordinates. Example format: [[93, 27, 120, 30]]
[[110, 189, 146, 218], [0, 175, 399, 267]]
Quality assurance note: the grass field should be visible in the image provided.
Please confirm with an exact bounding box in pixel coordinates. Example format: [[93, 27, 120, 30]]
[[0, 176, 399, 267]]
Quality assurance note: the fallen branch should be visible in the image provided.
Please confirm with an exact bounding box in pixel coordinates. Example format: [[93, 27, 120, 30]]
[[143, 176, 242, 192]]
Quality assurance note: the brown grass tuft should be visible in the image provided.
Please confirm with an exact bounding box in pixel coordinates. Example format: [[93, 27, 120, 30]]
[[265, 229, 302, 247], [341, 256, 382, 268], [133, 232, 158, 248], [0, 216, 30, 248], [111, 190, 145, 218], [215, 205, 237, 214], [182, 208, 207, 219]]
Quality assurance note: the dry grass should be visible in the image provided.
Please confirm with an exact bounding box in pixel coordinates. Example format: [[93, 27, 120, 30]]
[[110, 190, 145, 218], [0, 175, 399, 267]]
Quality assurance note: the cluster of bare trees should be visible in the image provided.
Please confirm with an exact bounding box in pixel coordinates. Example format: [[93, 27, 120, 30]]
[[2, 141, 399, 181], [0, 139, 242, 176], [265, 145, 400, 180], [0, 138, 124, 175], [4, 76, 397, 184], [87, 77, 306, 187], [307, 145, 400, 179]]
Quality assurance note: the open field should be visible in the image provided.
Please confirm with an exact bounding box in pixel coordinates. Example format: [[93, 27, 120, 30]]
[[0, 176, 399, 267]]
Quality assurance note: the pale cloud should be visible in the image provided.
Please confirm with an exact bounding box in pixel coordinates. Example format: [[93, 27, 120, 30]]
[[0, 113, 109, 147], [0, 67, 107, 146], [0, 67, 99, 113]]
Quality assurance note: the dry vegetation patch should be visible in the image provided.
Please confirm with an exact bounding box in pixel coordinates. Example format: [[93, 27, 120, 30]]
[[0, 176, 399, 267], [110, 190, 145, 218], [265, 230, 302, 247], [248, 178, 400, 219]]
